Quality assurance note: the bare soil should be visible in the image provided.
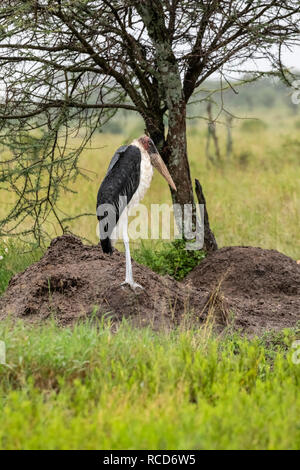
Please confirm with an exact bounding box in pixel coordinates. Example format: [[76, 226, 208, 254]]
[[0, 235, 299, 335], [185, 246, 300, 334]]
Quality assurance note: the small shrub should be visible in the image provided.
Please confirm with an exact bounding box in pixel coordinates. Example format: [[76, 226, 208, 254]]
[[133, 239, 206, 280]]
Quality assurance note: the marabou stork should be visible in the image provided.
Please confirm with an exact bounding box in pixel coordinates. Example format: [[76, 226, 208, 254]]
[[97, 135, 176, 290]]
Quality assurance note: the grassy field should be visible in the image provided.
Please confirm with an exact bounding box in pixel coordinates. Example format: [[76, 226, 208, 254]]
[[0, 319, 300, 450]]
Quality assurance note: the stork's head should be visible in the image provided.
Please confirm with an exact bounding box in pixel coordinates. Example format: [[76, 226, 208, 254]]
[[138, 135, 177, 191]]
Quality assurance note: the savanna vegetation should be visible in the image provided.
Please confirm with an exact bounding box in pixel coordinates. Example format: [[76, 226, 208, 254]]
[[0, 78, 299, 449], [1, 319, 300, 450], [0, 0, 299, 450]]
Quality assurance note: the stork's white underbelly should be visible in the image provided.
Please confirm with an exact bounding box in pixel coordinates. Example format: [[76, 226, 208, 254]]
[[111, 140, 153, 240]]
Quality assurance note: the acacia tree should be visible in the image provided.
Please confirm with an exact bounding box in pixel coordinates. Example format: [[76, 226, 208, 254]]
[[0, 0, 299, 242]]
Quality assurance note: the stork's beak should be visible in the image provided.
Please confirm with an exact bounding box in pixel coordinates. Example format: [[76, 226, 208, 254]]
[[150, 151, 177, 191]]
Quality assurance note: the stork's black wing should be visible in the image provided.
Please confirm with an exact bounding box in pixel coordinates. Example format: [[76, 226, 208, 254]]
[[96, 145, 141, 253]]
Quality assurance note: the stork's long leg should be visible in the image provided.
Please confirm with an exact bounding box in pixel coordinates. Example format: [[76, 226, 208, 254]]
[[121, 210, 143, 290]]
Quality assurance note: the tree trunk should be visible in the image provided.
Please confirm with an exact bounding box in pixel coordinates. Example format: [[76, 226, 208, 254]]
[[161, 101, 195, 209], [135, 1, 195, 211], [144, 113, 165, 152]]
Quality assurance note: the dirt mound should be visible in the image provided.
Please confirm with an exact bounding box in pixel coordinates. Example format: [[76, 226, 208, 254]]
[[185, 246, 300, 333], [0, 237, 299, 335], [0, 235, 210, 330]]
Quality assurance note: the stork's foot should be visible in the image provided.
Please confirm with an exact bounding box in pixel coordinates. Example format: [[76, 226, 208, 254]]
[[121, 280, 144, 291]]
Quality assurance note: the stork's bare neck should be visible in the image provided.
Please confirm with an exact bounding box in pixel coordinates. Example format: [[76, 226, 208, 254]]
[[137, 135, 177, 192], [123, 138, 153, 214]]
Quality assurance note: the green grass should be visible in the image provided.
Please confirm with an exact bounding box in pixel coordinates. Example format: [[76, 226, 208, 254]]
[[0, 319, 300, 450]]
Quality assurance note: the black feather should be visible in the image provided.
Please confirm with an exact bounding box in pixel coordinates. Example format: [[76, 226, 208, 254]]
[[96, 145, 141, 253], [100, 237, 113, 255]]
